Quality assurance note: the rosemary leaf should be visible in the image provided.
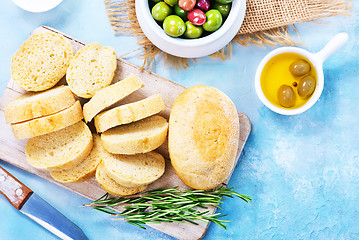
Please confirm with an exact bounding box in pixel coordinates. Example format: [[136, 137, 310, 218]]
[[85, 186, 251, 229]]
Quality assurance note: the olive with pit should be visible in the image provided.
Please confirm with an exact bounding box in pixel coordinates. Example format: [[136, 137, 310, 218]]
[[298, 76, 316, 98], [277, 85, 295, 108], [152, 2, 172, 21], [289, 59, 311, 77], [163, 15, 186, 37]]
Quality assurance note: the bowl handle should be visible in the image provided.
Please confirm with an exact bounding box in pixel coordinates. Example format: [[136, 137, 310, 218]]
[[315, 33, 348, 64]]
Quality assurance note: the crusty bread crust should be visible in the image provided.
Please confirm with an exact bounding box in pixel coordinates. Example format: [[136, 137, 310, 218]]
[[94, 94, 164, 133], [66, 42, 117, 98], [11, 101, 83, 139], [25, 121, 93, 171], [83, 74, 144, 123], [168, 85, 240, 190], [101, 115, 168, 154], [50, 134, 102, 183], [5, 85, 75, 124], [102, 151, 165, 187], [11, 32, 73, 91], [96, 161, 148, 196]]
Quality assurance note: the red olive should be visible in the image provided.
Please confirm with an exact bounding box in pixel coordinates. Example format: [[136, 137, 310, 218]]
[[179, 0, 196, 12], [187, 9, 206, 26], [196, 0, 210, 11]]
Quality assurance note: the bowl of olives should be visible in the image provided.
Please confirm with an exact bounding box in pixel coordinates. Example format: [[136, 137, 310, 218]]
[[255, 33, 348, 115], [135, 0, 246, 58]]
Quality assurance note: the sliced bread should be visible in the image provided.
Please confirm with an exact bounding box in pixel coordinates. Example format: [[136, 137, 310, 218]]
[[101, 115, 168, 154], [83, 74, 144, 123], [102, 151, 165, 187], [96, 161, 148, 196], [50, 134, 103, 183], [25, 121, 93, 171], [168, 85, 240, 190], [66, 42, 117, 98], [11, 31, 73, 91], [94, 94, 165, 133], [4, 85, 75, 124], [11, 101, 83, 139]]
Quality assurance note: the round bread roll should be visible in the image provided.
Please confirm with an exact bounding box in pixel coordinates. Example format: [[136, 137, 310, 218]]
[[168, 85, 240, 190], [11, 32, 73, 91], [66, 42, 117, 98]]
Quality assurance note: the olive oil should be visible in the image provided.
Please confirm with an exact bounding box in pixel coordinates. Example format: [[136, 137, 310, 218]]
[[260, 52, 317, 109]]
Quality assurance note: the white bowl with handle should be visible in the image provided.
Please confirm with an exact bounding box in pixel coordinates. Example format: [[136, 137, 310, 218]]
[[255, 32, 349, 115], [136, 0, 246, 58]]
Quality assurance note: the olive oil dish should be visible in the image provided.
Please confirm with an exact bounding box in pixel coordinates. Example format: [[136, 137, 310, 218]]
[[255, 33, 349, 115]]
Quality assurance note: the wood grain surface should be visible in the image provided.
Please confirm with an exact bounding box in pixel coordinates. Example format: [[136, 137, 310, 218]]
[[0, 26, 251, 240]]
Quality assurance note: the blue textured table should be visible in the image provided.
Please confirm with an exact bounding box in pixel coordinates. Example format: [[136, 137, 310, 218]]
[[0, 1, 358, 239]]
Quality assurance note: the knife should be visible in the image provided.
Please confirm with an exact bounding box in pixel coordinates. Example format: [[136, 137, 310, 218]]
[[0, 165, 88, 240]]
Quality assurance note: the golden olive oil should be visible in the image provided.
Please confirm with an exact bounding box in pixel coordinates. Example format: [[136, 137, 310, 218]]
[[260, 52, 317, 109]]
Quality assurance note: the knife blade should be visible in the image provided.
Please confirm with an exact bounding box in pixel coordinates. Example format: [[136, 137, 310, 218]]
[[0, 165, 88, 240]]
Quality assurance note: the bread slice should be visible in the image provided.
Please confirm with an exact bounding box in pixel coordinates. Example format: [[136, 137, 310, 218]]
[[4, 85, 75, 124], [168, 85, 240, 190], [83, 74, 143, 123], [94, 94, 165, 133], [11, 101, 83, 139], [96, 161, 148, 196], [25, 121, 93, 171], [66, 42, 117, 98], [101, 115, 168, 154], [11, 32, 73, 91], [50, 134, 102, 183], [102, 151, 165, 187]]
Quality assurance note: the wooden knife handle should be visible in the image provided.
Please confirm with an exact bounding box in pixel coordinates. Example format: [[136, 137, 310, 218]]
[[0, 166, 33, 210]]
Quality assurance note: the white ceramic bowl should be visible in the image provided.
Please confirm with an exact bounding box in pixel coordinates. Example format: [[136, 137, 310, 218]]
[[136, 0, 246, 58], [12, 0, 63, 12], [255, 33, 348, 115]]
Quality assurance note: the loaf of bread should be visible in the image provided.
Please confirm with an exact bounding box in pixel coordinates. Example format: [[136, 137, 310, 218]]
[[66, 42, 117, 98], [11, 101, 83, 139], [11, 32, 73, 91], [4, 85, 75, 124], [102, 151, 165, 187], [101, 115, 168, 154], [94, 94, 165, 133], [25, 121, 93, 171], [96, 161, 148, 196], [50, 134, 102, 183], [83, 74, 143, 123], [168, 85, 240, 190]]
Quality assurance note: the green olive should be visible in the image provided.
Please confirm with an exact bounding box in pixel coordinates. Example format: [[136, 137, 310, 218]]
[[277, 85, 295, 108], [203, 9, 223, 32], [212, 2, 231, 19], [289, 59, 311, 77], [184, 21, 203, 39], [215, 0, 233, 4], [152, 2, 172, 21], [164, 0, 178, 7], [174, 4, 187, 21], [298, 76, 316, 98], [163, 15, 186, 37]]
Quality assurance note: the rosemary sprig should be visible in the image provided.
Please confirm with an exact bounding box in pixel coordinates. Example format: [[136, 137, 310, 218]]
[[84, 186, 251, 229]]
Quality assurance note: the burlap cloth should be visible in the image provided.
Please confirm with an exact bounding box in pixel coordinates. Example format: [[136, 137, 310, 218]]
[[104, 0, 352, 69]]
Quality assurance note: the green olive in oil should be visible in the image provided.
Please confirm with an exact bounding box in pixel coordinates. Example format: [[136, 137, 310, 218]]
[[260, 52, 317, 109]]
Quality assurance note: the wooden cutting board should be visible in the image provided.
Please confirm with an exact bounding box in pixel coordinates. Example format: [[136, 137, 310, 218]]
[[0, 26, 251, 240]]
